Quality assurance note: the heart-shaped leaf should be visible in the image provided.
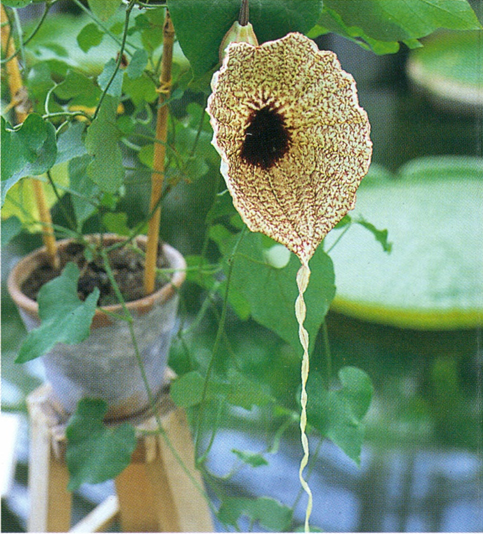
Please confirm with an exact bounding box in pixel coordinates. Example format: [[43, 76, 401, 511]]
[[218, 496, 292, 531], [210, 229, 336, 354], [306, 367, 373, 464], [85, 95, 124, 194], [1, 115, 57, 205], [66, 398, 137, 490], [16, 263, 99, 363]]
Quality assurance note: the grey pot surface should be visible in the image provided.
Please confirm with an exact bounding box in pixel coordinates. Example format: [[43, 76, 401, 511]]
[[8, 235, 186, 420]]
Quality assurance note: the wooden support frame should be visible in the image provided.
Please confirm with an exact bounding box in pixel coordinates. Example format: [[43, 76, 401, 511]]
[[26, 383, 214, 533]]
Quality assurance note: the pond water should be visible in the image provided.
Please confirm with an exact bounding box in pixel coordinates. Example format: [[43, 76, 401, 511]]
[[2, 27, 482, 533]]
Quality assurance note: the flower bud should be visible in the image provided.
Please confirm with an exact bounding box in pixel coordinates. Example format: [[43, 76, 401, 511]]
[[219, 21, 258, 61]]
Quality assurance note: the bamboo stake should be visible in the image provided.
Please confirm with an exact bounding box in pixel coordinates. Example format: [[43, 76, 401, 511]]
[[1, 5, 59, 269], [143, 11, 175, 295]]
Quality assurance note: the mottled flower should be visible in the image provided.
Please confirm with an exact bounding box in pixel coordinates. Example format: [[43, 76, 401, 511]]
[[207, 32, 372, 264]]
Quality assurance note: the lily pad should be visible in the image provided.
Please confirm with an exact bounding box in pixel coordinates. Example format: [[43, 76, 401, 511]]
[[407, 30, 483, 113], [325, 157, 483, 330]]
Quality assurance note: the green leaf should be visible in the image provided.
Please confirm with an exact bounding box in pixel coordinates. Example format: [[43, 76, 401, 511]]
[[324, 0, 481, 43], [127, 49, 148, 79], [68, 155, 99, 228], [54, 70, 101, 107], [66, 398, 137, 490], [77, 22, 104, 52], [206, 190, 238, 223], [170, 371, 205, 408], [55, 122, 87, 165], [85, 95, 124, 194], [87, 0, 122, 21], [26, 62, 57, 112], [218, 497, 292, 531], [309, 9, 401, 54], [2, 0, 32, 6], [356, 217, 392, 253], [307, 367, 373, 464], [1, 115, 57, 206], [137, 144, 154, 168], [168, 0, 323, 79], [16, 263, 100, 363], [231, 449, 268, 467], [1, 216, 22, 247], [134, 8, 165, 53], [211, 229, 335, 354], [170, 370, 273, 410], [98, 58, 124, 98], [123, 73, 158, 105], [102, 212, 130, 236], [226, 369, 273, 409], [407, 29, 483, 104]]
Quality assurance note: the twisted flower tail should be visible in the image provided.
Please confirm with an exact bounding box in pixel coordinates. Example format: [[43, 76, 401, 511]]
[[295, 261, 313, 532]]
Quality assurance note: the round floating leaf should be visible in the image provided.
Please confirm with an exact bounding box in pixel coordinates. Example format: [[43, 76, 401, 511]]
[[325, 157, 483, 330], [407, 30, 483, 112]]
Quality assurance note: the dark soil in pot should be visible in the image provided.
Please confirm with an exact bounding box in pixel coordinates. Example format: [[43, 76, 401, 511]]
[[21, 240, 169, 306]]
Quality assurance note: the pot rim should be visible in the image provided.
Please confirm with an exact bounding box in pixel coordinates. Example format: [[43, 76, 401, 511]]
[[7, 234, 187, 327]]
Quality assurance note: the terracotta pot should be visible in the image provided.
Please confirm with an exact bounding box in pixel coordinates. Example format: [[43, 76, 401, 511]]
[[7, 235, 186, 421]]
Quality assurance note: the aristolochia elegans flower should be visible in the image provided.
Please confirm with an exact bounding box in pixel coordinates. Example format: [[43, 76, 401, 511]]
[[207, 32, 372, 265], [207, 32, 372, 532]]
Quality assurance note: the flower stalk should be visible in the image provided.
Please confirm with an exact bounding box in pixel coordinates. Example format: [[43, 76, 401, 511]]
[[1, 5, 59, 269], [143, 10, 175, 295]]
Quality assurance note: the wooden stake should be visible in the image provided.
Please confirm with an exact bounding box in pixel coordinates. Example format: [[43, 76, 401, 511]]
[[1, 5, 59, 269], [143, 11, 175, 295]]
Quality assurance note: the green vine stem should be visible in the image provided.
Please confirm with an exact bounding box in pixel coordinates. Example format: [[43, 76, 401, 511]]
[[99, 248, 216, 516], [92, 0, 135, 121], [194, 226, 247, 463]]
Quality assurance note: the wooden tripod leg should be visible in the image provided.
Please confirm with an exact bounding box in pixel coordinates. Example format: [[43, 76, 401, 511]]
[[28, 399, 72, 532], [156, 407, 213, 532], [115, 407, 213, 532], [115, 459, 178, 532]]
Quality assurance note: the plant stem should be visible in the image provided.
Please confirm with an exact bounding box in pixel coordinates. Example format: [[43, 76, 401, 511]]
[[239, 0, 250, 25], [1, 5, 59, 269], [92, 0, 135, 121], [100, 249, 217, 517], [143, 10, 175, 295], [194, 226, 247, 463]]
